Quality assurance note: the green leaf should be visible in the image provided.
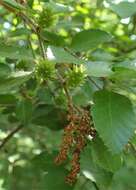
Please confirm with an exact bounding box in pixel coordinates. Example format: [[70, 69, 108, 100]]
[[111, 169, 136, 190], [91, 49, 114, 61], [92, 90, 136, 154], [113, 60, 136, 71], [32, 104, 67, 130], [7, 154, 73, 190], [71, 29, 112, 52], [97, 0, 104, 7], [42, 30, 65, 46], [49, 46, 84, 64], [37, 87, 54, 105], [16, 99, 33, 125], [111, 61, 136, 86], [72, 80, 94, 106], [86, 61, 113, 77], [45, 2, 73, 13], [0, 63, 11, 78], [80, 145, 113, 190], [0, 71, 32, 93], [109, 2, 136, 18], [91, 135, 122, 172], [0, 43, 33, 60], [74, 176, 96, 190], [111, 68, 136, 85], [32, 152, 74, 190], [9, 28, 31, 37], [0, 94, 17, 105]]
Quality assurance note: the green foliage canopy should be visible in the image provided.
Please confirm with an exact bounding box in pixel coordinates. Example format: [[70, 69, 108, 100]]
[[0, 0, 136, 190]]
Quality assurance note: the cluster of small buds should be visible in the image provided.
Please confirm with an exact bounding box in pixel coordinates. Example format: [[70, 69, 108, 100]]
[[79, 110, 96, 138], [54, 133, 74, 165], [54, 107, 79, 165], [66, 150, 80, 185], [55, 106, 96, 185]]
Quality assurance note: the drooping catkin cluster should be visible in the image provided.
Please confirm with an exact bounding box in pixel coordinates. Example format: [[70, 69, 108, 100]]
[[54, 106, 96, 185], [54, 106, 77, 165]]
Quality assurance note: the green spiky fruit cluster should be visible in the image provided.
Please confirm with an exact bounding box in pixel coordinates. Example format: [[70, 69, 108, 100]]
[[38, 7, 58, 28], [35, 60, 55, 83], [66, 65, 86, 88]]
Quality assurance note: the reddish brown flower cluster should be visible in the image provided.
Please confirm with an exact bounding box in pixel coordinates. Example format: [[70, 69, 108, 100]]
[[66, 150, 80, 185], [54, 107, 77, 165], [54, 106, 96, 185]]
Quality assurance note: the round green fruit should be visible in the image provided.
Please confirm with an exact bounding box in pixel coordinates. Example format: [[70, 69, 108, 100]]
[[67, 65, 86, 88], [35, 60, 55, 83], [38, 7, 58, 28]]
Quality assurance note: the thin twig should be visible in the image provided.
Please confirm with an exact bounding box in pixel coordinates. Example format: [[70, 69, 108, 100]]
[[21, 12, 46, 59], [19, 12, 38, 33], [37, 31, 47, 59], [0, 0, 47, 59], [23, 21, 36, 59], [57, 72, 73, 108], [0, 125, 23, 149], [28, 36, 36, 59], [88, 76, 101, 90], [57, 72, 83, 113], [92, 182, 100, 190], [129, 142, 136, 156]]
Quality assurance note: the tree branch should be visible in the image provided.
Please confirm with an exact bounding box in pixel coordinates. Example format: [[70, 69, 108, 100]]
[[129, 142, 136, 157], [92, 182, 100, 190], [88, 76, 101, 90], [37, 30, 47, 59], [0, 0, 47, 59], [57, 72, 73, 109], [0, 125, 23, 149]]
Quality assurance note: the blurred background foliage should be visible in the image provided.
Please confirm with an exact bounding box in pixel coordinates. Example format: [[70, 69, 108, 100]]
[[0, 0, 136, 190]]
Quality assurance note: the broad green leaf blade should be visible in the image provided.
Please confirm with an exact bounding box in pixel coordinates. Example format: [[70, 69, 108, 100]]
[[72, 80, 94, 106], [91, 135, 122, 172], [74, 176, 96, 190], [92, 90, 136, 154], [114, 60, 136, 71], [32, 152, 74, 190], [97, 0, 104, 7], [0, 71, 32, 93], [86, 61, 113, 77], [49, 46, 84, 64], [109, 2, 136, 18], [80, 145, 113, 190], [45, 2, 73, 13], [16, 99, 33, 125], [109, 165, 136, 190], [9, 28, 31, 37], [111, 61, 136, 87], [9, 152, 74, 190], [0, 63, 11, 78], [0, 94, 17, 105], [32, 104, 67, 130], [91, 49, 114, 61], [42, 30, 65, 46], [0, 43, 33, 60], [71, 29, 112, 52], [36, 87, 54, 105], [111, 68, 136, 86]]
